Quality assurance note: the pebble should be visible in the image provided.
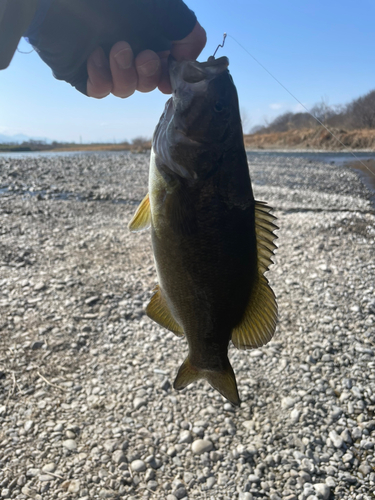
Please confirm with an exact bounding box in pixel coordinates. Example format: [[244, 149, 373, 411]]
[[325, 476, 336, 488], [281, 397, 297, 409], [239, 493, 253, 500], [340, 429, 352, 444], [247, 474, 260, 483], [112, 450, 126, 464], [130, 460, 147, 473], [191, 439, 213, 455], [34, 282, 46, 291], [314, 483, 330, 500], [173, 487, 187, 499], [178, 430, 193, 444], [133, 397, 147, 410], [99, 489, 114, 498], [26, 469, 40, 477], [328, 430, 343, 448], [147, 480, 158, 491], [41, 463, 56, 473], [359, 463, 372, 476], [62, 439, 77, 451], [206, 476, 216, 489], [24, 420, 34, 432], [242, 420, 255, 431], [39, 475, 53, 482], [22, 486, 37, 497], [290, 408, 301, 423], [68, 480, 80, 493]]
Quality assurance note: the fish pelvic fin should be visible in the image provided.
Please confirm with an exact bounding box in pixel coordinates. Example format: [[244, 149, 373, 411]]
[[173, 357, 241, 406], [146, 285, 184, 337], [231, 201, 278, 350], [128, 193, 151, 232]]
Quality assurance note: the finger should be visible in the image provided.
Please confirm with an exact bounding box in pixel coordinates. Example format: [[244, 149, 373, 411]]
[[109, 41, 138, 98], [157, 51, 172, 94], [171, 21, 207, 61], [135, 50, 162, 93], [87, 47, 113, 98]]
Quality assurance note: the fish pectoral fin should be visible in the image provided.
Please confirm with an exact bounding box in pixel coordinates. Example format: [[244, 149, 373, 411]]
[[174, 357, 241, 407], [231, 200, 278, 350], [166, 188, 197, 236], [146, 285, 184, 337], [128, 193, 151, 232]]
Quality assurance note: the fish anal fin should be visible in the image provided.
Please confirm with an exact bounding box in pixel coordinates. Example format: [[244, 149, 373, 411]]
[[146, 285, 184, 337], [128, 193, 151, 232], [232, 200, 278, 350], [173, 357, 241, 406]]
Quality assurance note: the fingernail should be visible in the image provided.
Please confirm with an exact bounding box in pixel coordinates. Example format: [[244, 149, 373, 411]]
[[137, 59, 160, 77], [114, 48, 133, 70], [92, 50, 106, 68]]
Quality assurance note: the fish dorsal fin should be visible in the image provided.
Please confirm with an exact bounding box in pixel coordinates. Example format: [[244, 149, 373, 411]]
[[146, 285, 184, 337], [128, 193, 151, 232], [231, 201, 278, 349]]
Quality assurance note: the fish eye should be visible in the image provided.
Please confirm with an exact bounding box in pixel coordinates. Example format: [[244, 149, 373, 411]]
[[214, 101, 224, 113]]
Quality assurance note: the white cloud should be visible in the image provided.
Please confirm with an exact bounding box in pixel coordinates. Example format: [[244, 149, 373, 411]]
[[293, 103, 308, 113], [269, 103, 284, 110]]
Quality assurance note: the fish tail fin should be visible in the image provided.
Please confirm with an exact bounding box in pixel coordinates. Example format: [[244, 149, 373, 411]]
[[173, 357, 241, 407]]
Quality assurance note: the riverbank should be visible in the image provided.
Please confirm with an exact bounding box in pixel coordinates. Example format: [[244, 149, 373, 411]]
[[244, 128, 375, 151], [0, 142, 151, 154], [347, 159, 375, 190], [0, 152, 374, 500]]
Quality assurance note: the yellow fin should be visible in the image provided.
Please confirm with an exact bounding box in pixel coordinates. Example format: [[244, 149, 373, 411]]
[[173, 357, 241, 406], [231, 201, 278, 350], [146, 285, 184, 337], [128, 193, 151, 232]]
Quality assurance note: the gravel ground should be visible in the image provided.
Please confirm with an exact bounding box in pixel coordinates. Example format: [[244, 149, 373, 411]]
[[0, 151, 374, 500]]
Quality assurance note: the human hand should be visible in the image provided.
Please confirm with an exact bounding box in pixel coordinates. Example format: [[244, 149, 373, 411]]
[[87, 21, 206, 98], [25, 0, 206, 97]]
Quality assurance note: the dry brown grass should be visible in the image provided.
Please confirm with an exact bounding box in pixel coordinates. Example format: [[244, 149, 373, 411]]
[[244, 128, 375, 150]]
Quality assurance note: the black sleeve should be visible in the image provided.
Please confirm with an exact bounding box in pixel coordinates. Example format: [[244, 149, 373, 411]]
[[0, 0, 39, 70], [27, 0, 197, 95]]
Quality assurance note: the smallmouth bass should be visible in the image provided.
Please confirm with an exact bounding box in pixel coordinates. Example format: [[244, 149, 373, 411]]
[[129, 56, 278, 406]]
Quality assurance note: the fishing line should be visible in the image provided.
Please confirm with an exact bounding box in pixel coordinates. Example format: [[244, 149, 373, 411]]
[[17, 47, 34, 54], [225, 33, 375, 179]]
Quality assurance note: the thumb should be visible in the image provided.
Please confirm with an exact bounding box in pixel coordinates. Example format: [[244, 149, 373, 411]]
[[171, 22, 207, 61]]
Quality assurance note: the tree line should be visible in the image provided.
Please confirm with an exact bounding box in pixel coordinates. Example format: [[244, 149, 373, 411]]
[[253, 89, 375, 134]]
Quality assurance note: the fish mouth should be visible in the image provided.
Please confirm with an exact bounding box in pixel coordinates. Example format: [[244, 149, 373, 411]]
[[166, 55, 230, 144], [169, 56, 229, 91]]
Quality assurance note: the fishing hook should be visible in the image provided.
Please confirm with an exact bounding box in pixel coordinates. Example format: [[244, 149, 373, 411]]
[[213, 33, 227, 58]]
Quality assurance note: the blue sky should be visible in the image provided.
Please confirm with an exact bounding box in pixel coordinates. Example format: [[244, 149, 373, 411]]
[[0, 0, 374, 142]]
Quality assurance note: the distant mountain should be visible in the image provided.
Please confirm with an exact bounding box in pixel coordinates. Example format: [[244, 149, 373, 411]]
[[0, 133, 52, 144]]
